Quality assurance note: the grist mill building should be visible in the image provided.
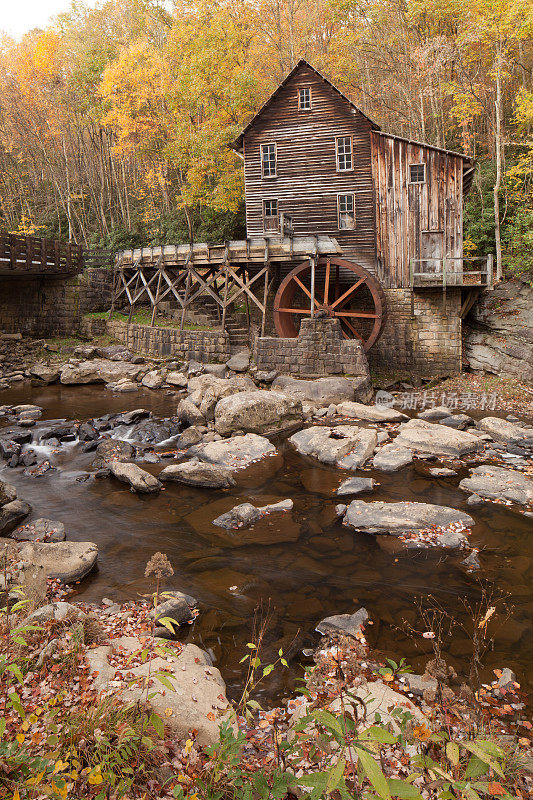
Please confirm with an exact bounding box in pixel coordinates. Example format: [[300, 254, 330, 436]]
[[1, 60, 491, 378]]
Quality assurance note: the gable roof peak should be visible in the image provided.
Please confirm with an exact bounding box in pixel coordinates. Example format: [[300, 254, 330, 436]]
[[230, 59, 380, 153]]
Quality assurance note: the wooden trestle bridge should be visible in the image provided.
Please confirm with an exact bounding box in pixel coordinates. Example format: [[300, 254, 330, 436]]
[[111, 234, 391, 350]]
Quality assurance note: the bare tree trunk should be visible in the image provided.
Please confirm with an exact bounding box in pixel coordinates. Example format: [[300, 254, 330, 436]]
[[493, 43, 503, 282]]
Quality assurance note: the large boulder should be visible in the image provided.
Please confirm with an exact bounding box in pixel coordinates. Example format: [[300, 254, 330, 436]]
[[176, 398, 206, 427], [214, 390, 303, 436], [212, 499, 293, 529], [289, 425, 377, 469], [0, 500, 31, 536], [477, 416, 533, 445], [272, 376, 355, 406], [336, 401, 408, 423], [342, 500, 474, 548], [60, 359, 141, 385], [141, 370, 164, 390], [109, 462, 162, 494], [373, 443, 413, 472], [87, 637, 231, 746], [5, 540, 98, 583], [226, 351, 250, 372], [190, 433, 277, 469], [394, 418, 482, 457], [459, 465, 533, 505], [159, 460, 235, 489]]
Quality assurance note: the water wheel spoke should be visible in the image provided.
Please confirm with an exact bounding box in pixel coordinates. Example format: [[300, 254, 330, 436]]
[[324, 258, 331, 305], [293, 275, 319, 307], [340, 317, 364, 341], [335, 311, 379, 319], [330, 277, 366, 310], [275, 307, 313, 315]]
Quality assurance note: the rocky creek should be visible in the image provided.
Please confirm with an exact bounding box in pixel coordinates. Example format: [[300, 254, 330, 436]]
[[1, 380, 532, 705]]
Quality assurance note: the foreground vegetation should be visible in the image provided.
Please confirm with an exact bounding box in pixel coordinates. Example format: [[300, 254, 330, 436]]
[[0, 0, 531, 281], [1, 548, 531, 800]]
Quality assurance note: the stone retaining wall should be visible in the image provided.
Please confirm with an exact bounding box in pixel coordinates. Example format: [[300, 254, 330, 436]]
[[368, 288, 462, 378], [106, 319, 230, 362], [0, 268, 113, 337], [255, 317, 369, 378]]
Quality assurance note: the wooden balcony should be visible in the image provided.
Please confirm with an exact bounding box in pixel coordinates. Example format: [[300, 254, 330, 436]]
[[409, 255, 494, 289]]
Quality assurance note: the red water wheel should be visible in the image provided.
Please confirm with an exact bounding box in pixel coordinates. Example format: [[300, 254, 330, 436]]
[[273, 257, 386, 351]]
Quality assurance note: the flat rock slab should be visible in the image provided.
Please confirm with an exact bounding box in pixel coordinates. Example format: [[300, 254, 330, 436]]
[[289, 425, 377, 470], [214, 390, 303, 436], [272, 376, 355, 405], [373, 443, 413, 472], [11, 518, 65, 542], [8, 540, 98, 583], [60, 359, 141, 385], [190, 433, 277, 470], [337, 401, 408, 423], [336, 477, 375, 496], [212, 499, 293, 529], [87, 637, 231, 746], [109, 462, 162, 494], [159, 460, 235, 488], [395, 418, 482, 457], [316, 607, 369, 638], [342, 500, 474, 548], [477, 416, 533, 445], [459, 465, 533, 505]]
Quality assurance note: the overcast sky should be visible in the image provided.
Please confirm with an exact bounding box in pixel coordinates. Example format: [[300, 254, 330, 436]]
[[1, 1, 96, 39]]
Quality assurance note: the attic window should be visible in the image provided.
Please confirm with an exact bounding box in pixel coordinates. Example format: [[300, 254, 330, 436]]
[[261, 143, 277, 178], [298, 87, 312, 110], [409, 163, 426, 183], [336, 137, 353, 171]]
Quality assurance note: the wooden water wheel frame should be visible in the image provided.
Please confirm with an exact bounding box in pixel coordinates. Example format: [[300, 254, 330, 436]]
[[273, 257, 386, 351]]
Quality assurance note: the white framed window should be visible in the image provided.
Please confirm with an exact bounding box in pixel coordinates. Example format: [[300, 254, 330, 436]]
[[263, 198, 279, 231], [261, 143, 277, 178], [298, 87, 312, 110], [409, 163, 426, 183], [337, 194, 355, 230], [336, 136, 353, 171]]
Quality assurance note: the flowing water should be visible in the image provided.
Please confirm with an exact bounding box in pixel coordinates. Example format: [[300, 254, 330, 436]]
[[1, 383, 532, 702]]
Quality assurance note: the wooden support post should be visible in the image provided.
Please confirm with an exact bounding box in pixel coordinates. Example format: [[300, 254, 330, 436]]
[[150, 269, 163, 327], [261, 265, 269, 337], [409, 259, 415, 318], [487, 253, 494, 291], [26, 236, 32, 270], [128, 270, 140, 323], [310, 255, 316, 318], [244, 267, 251, 335], [180, 269, 191, 331], [221, 268, 229, 331], [442, 258, 447, 316]]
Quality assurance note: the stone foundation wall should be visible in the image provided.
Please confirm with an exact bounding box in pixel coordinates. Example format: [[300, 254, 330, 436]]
[[0, 268, 113, 337], [368, 288, 462, 378], [255, 317, 369, 378], [106, 319, 230, 362]]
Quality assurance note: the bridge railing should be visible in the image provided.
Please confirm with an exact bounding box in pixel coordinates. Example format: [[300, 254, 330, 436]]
[[0, 233, 83, 274]]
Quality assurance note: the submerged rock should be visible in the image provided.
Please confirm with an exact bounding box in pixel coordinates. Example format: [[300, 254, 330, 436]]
[[212, 499, 293, 529], [109, 462, 162, 494], [289, 425, 377, 469], [459, 465, 533, 505], [215, 390, 303, 436], [394, 418, 482, 457], [159, 460, 235, 489]]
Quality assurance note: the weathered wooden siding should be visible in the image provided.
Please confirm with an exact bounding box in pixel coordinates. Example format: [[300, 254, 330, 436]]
[[243, 64, 377, 273], [372, 131, 465, 288]]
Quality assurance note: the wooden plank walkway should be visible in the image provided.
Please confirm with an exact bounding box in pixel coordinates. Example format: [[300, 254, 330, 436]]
[[0, 233, 83, 277]]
